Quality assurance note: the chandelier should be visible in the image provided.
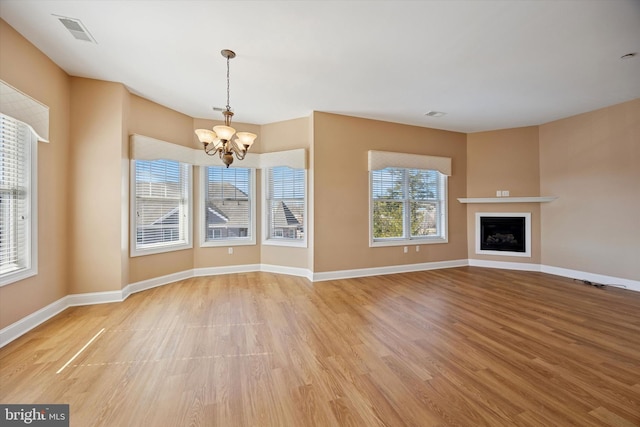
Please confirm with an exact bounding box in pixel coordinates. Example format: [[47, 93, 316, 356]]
[[195, 49, 257, 167]]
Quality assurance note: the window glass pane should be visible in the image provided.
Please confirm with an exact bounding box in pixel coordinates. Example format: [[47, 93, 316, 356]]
[[410, 201, 439, 237], [134, 159, 189, 251], [0, 114, 31, 276], [371, 166, 446, 243], [205, 167, 251, 241], [373, 201, 404, 238], [372, 168, 404, 200], [409, 169, 439, 200], [267, 166, 305, 241]]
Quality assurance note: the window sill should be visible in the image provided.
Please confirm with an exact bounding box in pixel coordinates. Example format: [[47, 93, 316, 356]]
[[201, 239, 256, 248], [0, 266, 37, 287], [370, 238, 448, 248], [130, 242, 192, 257], [262, 239, 307, 248]]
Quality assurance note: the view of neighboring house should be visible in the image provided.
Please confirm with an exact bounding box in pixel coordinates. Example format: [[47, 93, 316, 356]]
[[206, 182, 250, 239], [269, 201, 304, 239]]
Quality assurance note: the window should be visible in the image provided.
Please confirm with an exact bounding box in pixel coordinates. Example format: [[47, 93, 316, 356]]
[[264, 166, 306, 246], [370, 167, 447, 246], [0, 114, 37, 285], [131, 159, 191, 256], [201, 166, 255, 246]]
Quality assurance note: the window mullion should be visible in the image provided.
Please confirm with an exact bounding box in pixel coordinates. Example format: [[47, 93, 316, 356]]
[[404, 169, 410, 240]]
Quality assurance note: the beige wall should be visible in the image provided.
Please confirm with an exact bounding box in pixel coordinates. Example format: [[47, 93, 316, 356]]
[[466, 127, 541, 264], [312, 112, 468, 272], [259, 117, 311, 269], [467, 127, 540, 197], [0, 20, 71, 329], [68, 78, 129, 294], [131, 95, 195, 149], [540, 99, 640, 281]]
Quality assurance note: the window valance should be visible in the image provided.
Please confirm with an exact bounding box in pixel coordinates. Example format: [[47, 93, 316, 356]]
[[259, 148, 306, 169], [130, 134, 305, 169], [130, 134, 195, 163], [368, 150, 451, 176], [0, 80, 49, 142]]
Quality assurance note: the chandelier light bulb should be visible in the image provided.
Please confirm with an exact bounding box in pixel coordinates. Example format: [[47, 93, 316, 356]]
[[235, 132, 257, 149], [194, 129, 217, 145], [212, 125, 236, 141]]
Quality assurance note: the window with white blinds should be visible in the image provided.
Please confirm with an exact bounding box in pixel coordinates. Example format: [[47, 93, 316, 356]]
[[370, 167, 447, 246], [201, 166, 255, 246], [0, 113, 37, 285], [264, 166, 306, 245], [131, 159, 192, 256]]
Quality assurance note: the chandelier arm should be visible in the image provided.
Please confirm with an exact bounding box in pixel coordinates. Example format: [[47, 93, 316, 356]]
[[225, 142, 243, 158], [235, 149, 246, 160], [204, 143, 218, 156]]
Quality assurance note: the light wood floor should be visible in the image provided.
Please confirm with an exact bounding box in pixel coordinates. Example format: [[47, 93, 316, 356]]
[[1, 267, 640, 426]]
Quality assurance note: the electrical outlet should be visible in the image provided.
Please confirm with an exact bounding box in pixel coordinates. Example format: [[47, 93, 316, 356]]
[[403, 246, 408, 253], [228, 247, 233, 255], [416, 246, 420, 252]]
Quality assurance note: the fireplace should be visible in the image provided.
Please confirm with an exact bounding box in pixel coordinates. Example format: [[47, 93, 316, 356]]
[[475, 213, 531, 257]]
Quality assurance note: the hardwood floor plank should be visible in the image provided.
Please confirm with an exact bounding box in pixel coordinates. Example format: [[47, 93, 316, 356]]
[[2, 267, 640, 426]]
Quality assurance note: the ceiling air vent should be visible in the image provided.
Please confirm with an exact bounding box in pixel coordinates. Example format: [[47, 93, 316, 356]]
[[55, 15, 96, 43], [425, 111, 446, 118]]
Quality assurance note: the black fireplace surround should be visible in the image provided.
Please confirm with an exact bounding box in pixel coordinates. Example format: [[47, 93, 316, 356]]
[[479, 216, 526, 253]]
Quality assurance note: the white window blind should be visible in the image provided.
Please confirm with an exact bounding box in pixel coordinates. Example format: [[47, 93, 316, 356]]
[[0, 113, 36, 284], [203, 166, 253, 244], [371, 167, 447, 245], [265, 166, 305, 242], [132, 159, 191, 255]]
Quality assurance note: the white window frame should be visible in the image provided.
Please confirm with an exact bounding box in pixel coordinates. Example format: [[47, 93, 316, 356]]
[[369, 167, 448, 247], [262, 166, 307, 248], [199, 166, 256, 247], [130, 159, 192, 257], [0, 114, 38, 286]]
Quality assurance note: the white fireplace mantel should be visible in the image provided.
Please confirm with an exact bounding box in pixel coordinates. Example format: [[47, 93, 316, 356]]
[[458, 196, 557, 204]]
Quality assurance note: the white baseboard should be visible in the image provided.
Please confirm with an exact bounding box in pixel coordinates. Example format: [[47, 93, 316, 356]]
[[193, 264, 261, 278], [2, 259, 638, 347], [67, 290, 124, 306], [260, 264, 313, 281], [0, 296, 70, 347], [540, 265, 640, 292], [123, 270, 195, 299], [312, 259, 469, 282]]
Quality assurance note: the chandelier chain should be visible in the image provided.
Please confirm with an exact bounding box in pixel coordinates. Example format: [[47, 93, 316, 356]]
[[226, 55, 231, 111]]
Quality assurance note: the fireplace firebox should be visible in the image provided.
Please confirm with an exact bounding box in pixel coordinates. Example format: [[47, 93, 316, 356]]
[[475, 213, 531, 257]]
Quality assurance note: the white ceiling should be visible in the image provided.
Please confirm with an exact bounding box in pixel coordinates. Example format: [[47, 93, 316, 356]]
[[1, 0, 639, 133]]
